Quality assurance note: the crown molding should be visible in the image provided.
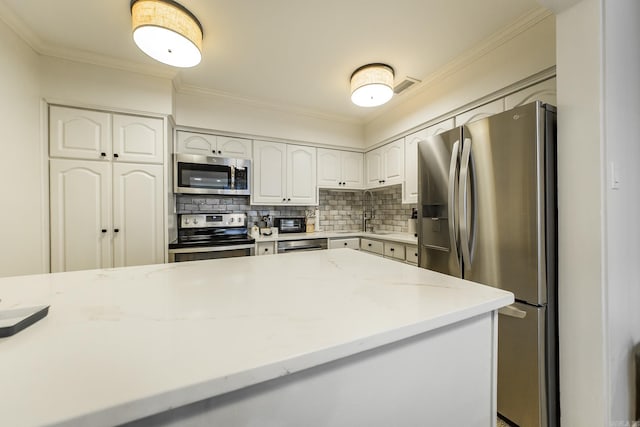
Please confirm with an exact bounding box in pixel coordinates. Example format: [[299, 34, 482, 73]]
[[176, 83, 363, 125], [0, 1, 177, 80], [363, 6, 554, 124]]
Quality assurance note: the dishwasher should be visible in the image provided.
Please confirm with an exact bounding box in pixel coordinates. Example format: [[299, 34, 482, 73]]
[[277, 238, 328, 253]]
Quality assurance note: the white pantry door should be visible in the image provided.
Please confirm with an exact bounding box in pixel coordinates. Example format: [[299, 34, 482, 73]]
[[112, 163, 164, 268], [49, 159, 111, 272]]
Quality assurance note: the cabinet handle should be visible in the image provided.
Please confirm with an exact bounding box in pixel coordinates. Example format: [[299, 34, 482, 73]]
[[390, 247, 395, 251], [212, 150, 216, 154], [282, 198, 286, 202], [287, 198, 291, 202], [100, 152, 106, 157], [113, 153, 119, 158], [264, 248, 269, 252], [415, 253, 418, 257], [101, 229, 107, 233], [368, 243, 372, 247], [344, 242, 348, 246], [114, 228, 120, 233]]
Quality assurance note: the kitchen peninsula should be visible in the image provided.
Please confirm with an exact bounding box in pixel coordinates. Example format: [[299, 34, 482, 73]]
[[0, 249, 512, 427]]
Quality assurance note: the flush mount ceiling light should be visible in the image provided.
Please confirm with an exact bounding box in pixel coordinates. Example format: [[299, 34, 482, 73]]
[[130, 0, 203, 68], [350, 63, 395, 107]]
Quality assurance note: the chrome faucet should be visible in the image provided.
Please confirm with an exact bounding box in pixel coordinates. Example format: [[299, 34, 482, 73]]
[[363, 189, 374, 232]]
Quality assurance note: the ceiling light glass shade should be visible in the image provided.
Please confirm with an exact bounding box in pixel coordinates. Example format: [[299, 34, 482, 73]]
[[131, 0, 203, 68], [350, 64, 394, 107]]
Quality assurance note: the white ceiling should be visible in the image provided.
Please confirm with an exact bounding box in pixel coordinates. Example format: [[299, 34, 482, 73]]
[[0, 0, 545, 122]]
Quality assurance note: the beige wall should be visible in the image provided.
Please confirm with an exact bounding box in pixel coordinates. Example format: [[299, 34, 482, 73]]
[[175, 90, 364, 149], [0, 17, 44, 277], [364, 14, 556, 147]]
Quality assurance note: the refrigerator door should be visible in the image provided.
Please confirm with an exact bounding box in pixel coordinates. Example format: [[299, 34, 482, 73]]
[[417, 127, 462, 277], [461, 102, 547, 304], [497, 302, 550, 427]]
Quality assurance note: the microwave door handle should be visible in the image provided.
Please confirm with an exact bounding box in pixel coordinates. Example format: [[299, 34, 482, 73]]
[[230, 164, 236, 189]]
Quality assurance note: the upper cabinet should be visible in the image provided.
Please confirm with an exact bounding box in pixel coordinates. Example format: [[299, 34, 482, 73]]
[[317, 149, 364, 189], [176, 131, 252, 158], [403, 118, 455, 204], [252, 141, 317, 205], [50, 106, 163, 164], [505, 78, 557, 110], [365, 138, 404, 189], [454, 98, 505, 127]]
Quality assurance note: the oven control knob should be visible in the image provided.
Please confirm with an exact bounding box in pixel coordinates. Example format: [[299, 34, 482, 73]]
[[193, 218, 199, 225], [230, 218, 234, 223], [185, 218, 190, 224]]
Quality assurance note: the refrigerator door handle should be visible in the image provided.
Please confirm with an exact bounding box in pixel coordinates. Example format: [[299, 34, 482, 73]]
[[448, 140, 460, 263], [498, 304, 528, 319], [459, 137, 477, 267]]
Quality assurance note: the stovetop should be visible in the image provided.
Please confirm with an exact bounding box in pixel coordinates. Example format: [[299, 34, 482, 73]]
[[169, 213, 254, 249]]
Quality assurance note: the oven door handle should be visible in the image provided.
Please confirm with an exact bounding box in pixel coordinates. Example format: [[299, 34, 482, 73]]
[[168, 244, 255, 254], [279, 245, 325, 252]]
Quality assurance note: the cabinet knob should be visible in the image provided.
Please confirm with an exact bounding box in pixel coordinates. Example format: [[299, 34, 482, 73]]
[[100, 152, 106, 157], [390, 248, 395, 251], [287, 198, 291, 201], [368, 243, 372, 247], [212, 150, 216, 154], [264, 248, 269, 252], [101, 229, 107, 233], [344, 242, 348, 246], [415, 253, 418, 257], [113, 153, 119, 158], [282, 198, 286, 201], [114, 228, 120, 233], [217, 150, 221, 154]]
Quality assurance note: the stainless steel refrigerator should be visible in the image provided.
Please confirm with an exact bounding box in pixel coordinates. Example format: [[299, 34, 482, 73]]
[[417, 101, 558, 427]]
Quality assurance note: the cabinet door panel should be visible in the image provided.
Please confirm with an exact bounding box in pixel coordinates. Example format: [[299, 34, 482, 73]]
[[383, 139, 405, 185], [365, 149, 383, 188], [252, 141, 287, 204], [504, 78, 556, 110], [113, 115, 163, 164], [455, 99, 504, 126], [341, 151, 364, 188], [317, 149, 341, 187], [404, 118, 455, 204], [217, 136, 252, 158], [177, 131, 217, 156], [112, 163, 164, 267], [50, 159, 111, 272], [49, 106, 111, 160], [287, 145, 317, 205]]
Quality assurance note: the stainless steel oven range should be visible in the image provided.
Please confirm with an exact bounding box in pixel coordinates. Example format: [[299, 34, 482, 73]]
[[168, 213, 255, 262]]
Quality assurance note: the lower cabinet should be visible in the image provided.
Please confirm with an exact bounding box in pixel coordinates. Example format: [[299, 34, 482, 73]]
[[361, 238, 417, 265], [328, 238, 360, 250], [50, 159, 164, 272], [256, 241, 276, 255]]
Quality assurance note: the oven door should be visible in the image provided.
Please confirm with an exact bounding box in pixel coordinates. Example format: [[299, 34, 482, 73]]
[[168, 244, 255, 262]]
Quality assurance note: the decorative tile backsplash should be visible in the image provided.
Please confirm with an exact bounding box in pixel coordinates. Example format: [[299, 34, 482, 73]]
[[176, 184, 417, 233]]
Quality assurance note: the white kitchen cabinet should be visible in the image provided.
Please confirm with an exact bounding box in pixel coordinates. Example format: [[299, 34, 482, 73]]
[[112, 163, 164, 268], [360, 238, 384, 255], [50, 159, 164, 272], [50, 159, 112, 272], [317, 149, 364, 189], [406, 245, 419, 265], [328, 237, 360, 250], [454, 98, 505, 126], [403, 119, 455, 204], [384, 242, 406, 260], [504, 78, 557, 110], [252, 140, 317, 205], [50, 106, 163, 164], [365, 138, 404, 189], [256, 241, 276, 256], [176, 131, 252, 158]]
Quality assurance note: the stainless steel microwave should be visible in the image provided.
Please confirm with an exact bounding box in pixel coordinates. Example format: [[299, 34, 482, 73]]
[[174, 153, 251, 195]]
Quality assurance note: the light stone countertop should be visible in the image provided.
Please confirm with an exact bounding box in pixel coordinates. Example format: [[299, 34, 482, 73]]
[[0, 249, 512, 427], [253, 230, 418, 245]]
